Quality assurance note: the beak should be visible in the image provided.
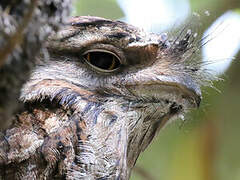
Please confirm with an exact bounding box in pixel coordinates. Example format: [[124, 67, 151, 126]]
[[72, 74, 201, 179]]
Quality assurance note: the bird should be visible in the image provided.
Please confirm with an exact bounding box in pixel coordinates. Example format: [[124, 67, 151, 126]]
[[0, 16, 206, 179]]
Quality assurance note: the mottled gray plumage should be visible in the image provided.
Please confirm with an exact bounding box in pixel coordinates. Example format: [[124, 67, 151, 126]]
[[0, 16, 207, 179]]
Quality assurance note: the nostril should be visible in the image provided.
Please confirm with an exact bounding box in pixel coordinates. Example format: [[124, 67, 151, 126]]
[[169, 103, 182, 115]]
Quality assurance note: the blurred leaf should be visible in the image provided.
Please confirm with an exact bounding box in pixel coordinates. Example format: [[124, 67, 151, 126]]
[[233, 8, 240, 14], [202, 10, 240, 75], [189, 0, 223, 11], [72, 0, 124, 19], [117, 0, 190, 32], [167, 131, 203, 180]]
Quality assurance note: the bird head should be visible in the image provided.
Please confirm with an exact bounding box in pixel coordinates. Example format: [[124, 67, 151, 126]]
[[21, 16, 204, 179]]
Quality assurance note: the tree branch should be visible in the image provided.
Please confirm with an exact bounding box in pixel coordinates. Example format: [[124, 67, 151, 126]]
[[0, 0, 71, 129]]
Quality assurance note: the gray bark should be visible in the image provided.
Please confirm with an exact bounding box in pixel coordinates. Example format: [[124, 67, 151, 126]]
[[0, 0, 71, 129]]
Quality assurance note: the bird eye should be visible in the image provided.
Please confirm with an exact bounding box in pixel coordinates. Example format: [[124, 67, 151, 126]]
[[83, 50, 121, 72]]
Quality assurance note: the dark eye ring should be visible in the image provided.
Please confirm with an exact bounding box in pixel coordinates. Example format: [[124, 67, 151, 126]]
[[83, 49, 121, 73]]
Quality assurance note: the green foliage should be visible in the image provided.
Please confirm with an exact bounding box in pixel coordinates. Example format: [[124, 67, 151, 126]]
[[234, 8, 240, 14], [73, 0, 124, 19]]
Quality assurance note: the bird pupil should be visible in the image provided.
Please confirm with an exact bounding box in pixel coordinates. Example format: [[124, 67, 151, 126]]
[[85, 51, 120, 71]]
